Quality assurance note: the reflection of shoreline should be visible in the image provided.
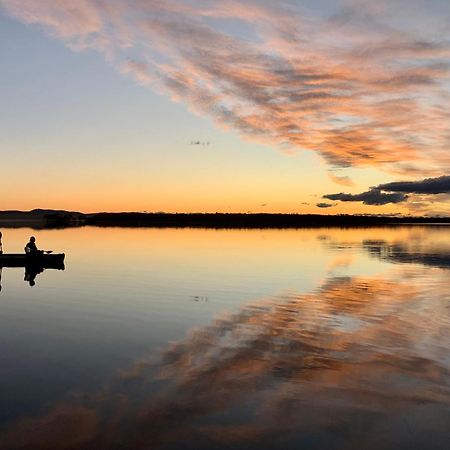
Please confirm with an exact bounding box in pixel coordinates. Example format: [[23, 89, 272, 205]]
[[363, 240, 450, 269], [320, 234, 450, 270], [1, 272, 449, 450]]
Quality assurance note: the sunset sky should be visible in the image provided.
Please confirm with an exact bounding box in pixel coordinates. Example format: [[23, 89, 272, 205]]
[[1, 0, 449, 215]]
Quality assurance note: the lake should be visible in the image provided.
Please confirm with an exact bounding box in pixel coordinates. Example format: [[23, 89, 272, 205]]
[[0, 226, 449, 449]]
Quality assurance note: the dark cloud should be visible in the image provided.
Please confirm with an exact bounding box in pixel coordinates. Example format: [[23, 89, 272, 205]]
[[324, 174, 450, 209], [324, 189, 407, 205], [316, 202, 335, 208], [377, 175, 450, 194]]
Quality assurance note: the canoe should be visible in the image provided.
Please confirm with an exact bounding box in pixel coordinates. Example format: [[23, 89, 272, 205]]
[[0, 253, 65, 269]]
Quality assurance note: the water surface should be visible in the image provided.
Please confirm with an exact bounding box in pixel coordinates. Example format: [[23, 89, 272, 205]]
[[0, 226, 449, 449]]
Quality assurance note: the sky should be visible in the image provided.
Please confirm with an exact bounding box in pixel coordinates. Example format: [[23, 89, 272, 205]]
[[0, 0, 449, 215]]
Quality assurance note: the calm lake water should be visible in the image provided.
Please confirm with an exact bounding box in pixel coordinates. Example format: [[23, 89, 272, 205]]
[[0, 226, 449, 449]]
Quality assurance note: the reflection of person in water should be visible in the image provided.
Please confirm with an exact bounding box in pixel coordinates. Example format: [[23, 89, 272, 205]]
[[24, 265, 44, 287], [0, 232, 3, 292]]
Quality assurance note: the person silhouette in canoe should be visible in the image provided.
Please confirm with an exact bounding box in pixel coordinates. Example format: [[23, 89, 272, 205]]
[[25, 236, 43, 255]]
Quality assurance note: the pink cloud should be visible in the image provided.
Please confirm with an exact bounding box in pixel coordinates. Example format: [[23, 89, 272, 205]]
[[1, 0, 450, 176], [2, 0, 103, 38], [328, 171, 354, 186]]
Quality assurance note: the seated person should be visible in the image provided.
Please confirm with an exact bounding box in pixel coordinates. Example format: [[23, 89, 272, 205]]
[[25, 236, 42, 254]]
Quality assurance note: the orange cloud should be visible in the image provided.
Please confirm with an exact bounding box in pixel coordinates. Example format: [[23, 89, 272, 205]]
[[2, 0, 450, 176], [328, 171, 355, 186]]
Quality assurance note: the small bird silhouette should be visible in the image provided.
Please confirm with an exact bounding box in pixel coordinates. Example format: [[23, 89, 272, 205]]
[[190, 140, 210, 146]]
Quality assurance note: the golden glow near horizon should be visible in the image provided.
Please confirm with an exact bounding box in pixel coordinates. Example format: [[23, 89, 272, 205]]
[[0, 0, 449, 215]]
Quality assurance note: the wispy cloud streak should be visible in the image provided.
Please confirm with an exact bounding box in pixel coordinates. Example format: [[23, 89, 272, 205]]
[[1, 0, 450, 175], [328, 171, 355, 186]]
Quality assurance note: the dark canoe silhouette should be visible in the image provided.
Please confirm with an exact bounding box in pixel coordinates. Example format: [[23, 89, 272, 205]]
[[0, 253, 65, 269]]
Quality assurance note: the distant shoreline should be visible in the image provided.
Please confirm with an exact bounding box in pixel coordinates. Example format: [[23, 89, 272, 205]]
[[85, 212, 450, 228], [0, 210, 449, 229]]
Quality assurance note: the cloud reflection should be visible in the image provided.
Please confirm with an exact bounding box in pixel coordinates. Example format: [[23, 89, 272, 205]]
[[1, 270, 449, 449]]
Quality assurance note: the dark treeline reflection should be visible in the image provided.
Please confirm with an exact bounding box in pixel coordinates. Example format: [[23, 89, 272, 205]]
[[1, 270, 449, 450], [319, 230, 450, 270], [362, 240, 450, 269]]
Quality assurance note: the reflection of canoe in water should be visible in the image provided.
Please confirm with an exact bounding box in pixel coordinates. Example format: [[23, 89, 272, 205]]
[[0, 253, 65, 269]]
